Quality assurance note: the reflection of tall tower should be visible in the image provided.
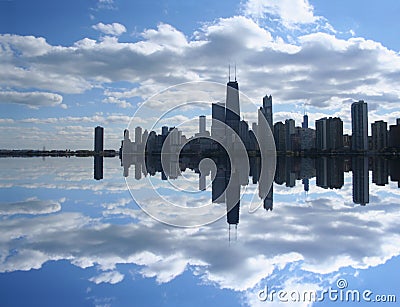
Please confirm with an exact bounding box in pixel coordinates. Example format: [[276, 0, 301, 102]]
[[351, 100, 368, 151], [352, 156, 369, 205], [259, 96, 274, 211], [94, 126, 104, 154], [372, 157, 389, 186], [263, 187, 273, 211], [212, 156, 227, 203], [94, 155, 103, 180]]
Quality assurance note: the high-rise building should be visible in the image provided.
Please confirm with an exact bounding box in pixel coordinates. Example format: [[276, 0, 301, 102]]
[[260, 95, 273, 129], [389, 122, 400, 149], [225, 78, 240, 135], [274, 122, 286, 152], [315, 118, 327, 151], [351, 100, 368, 151], [315, 117, 343, 151], [371, 120, 388, 151], [135, 126, 142, 145], [161, 126, 169, 136], [94, 126, 104, 154], [299, 127, 315, 151], [211, 102, 226, 142], [302, 114, 309, 129], [199, 115, 206, 134], [285, 119, 295, 151]]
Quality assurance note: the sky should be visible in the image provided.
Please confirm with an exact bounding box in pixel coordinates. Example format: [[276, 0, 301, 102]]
[[1, 0, 400, 150]]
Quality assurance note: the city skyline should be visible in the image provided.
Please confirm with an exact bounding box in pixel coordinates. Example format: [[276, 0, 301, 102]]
[[121, 86, 400, 154]]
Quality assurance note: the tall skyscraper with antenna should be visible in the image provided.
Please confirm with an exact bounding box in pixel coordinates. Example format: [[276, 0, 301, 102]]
[[260, 94, 273, 129], [225, 65, 240, 135]]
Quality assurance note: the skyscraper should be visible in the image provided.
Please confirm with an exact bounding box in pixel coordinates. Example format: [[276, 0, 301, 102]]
[[302, 114, 309, 129], [199, 115, 206, 134], [260, 95, 273, 129], [211, 102, 226, 143], [274, 122, 286, 152], [135, 126, 142, 145], [351, 100, 368, 151], [94, 126, 104, 154], [225, 77, 240, 134], [285, 119, 295, 151], [371, 120, 388, 151], [316, 117, 343, 151]]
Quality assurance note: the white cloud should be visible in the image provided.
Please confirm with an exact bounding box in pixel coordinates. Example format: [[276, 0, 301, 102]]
[[142, 23, 189, 52], [243, 0, 320, 29], [102, 96, 132, 108], [92, 22, 126, 36], [0, 198, 63, 215], [96, 0, 116, 10], [0, 91, 63, 108], [89, 271, 124, 284]]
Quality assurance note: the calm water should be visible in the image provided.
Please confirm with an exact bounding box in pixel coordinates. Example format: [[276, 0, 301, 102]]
[[1, 156, 400, 306]]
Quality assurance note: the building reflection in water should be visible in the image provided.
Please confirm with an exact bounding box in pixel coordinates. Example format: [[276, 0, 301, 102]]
[[352, 156, 369, 206], [118, 153, 400, 226], [94, 155, 103, 180]]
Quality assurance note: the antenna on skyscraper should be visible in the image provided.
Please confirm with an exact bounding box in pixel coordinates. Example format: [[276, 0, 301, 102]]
[[234, 62, 237, 81], [228, 64, 231, 82]]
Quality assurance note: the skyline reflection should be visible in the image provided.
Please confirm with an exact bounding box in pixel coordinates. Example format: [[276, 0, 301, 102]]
[[119, 154, 400, 211], [1, 156, 400, 306]]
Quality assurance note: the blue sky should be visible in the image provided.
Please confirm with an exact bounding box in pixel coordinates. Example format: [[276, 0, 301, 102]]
[[1, 0, 400, 150]]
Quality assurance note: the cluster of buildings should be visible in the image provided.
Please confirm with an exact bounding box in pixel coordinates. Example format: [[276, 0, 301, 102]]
[[119, 79, 400, 156], [273, 100, 400, 153]]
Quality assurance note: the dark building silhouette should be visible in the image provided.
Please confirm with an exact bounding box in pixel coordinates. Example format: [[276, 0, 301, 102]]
[[302, 114, 309, 129], [260, 95, 273, 129], [274, 122, 286, 152], [94, 126, 104, 154], [315, 117, 343, 151], [371, 120, 388, 151], [94, 155, 103, 180], [225, 77, 240, 135], [372, 157, 389, 186], [285, 119, 295, 151], [211, 102, 226, 143], [352, 156, 369, 206], [389, 121, 400, 150], [316, 157, 344, 189], [351, 100, 368, 151], [389, 159, 400, 187]]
